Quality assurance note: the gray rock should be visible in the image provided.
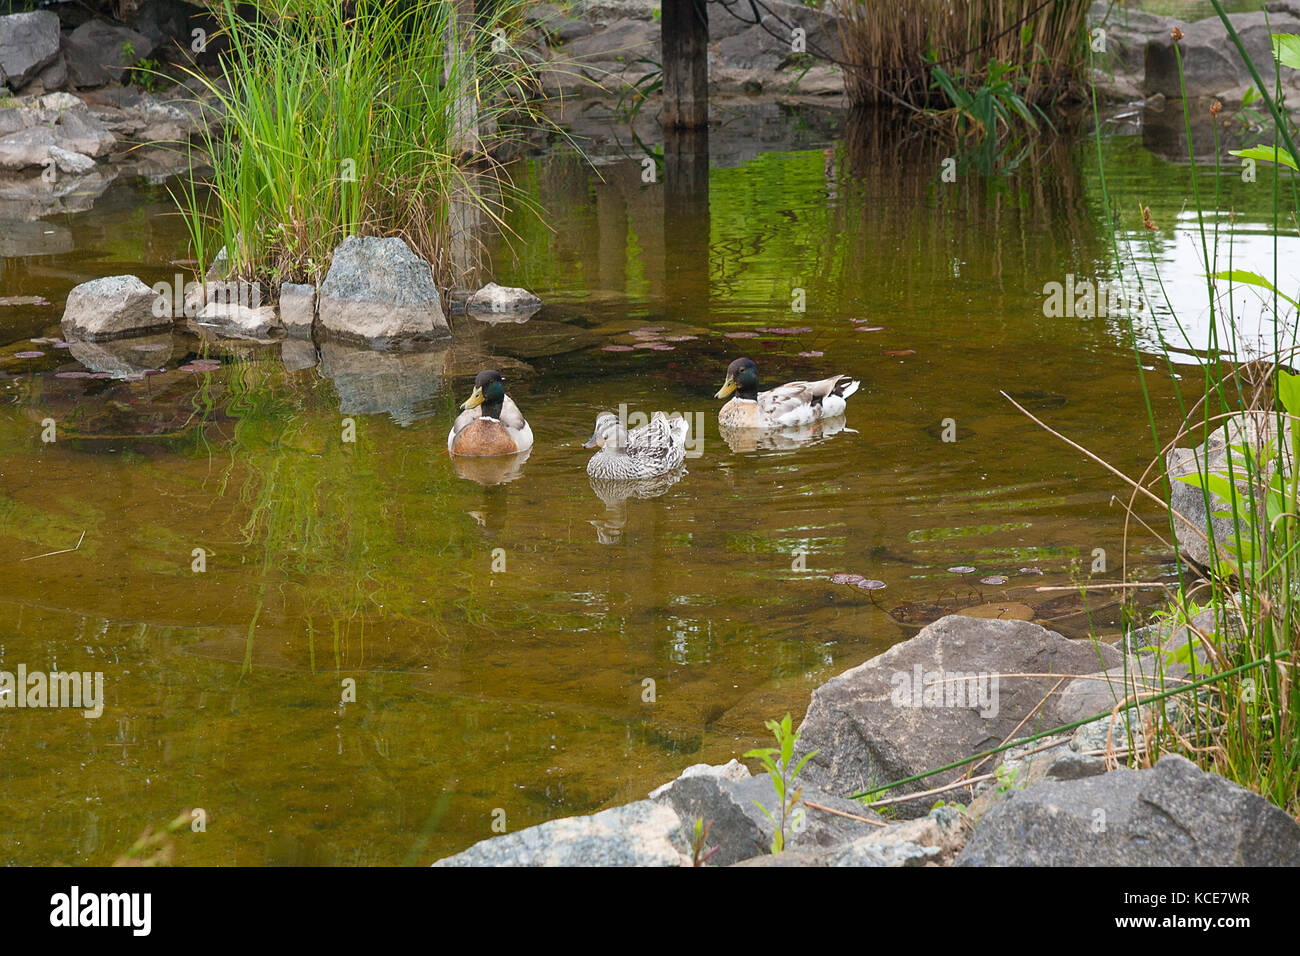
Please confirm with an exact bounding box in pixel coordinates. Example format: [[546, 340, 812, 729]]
[[957, 753, 1300, 865], [433, 799, 688, 867], [35, 51, 68, 93], [793, 615, 1120, 817], [0, 127, 57, 169], [0, 12, 61, 89], [278, 282, 316, 338], [62, 274, 169, 341], [647, 758, 750, 798], [48, 145, 94, 174], [562, 18, 659, 64], [465, 281, 542, 317], [64, 20, 155, 89], [318, 339, 449, 426], [733, 804, 970, 867], [1145, 10, 1300, 100], [651, 769, 885, 866], [196, 301, 280, 339], [317, 236, 448, 343], [1167, 411, 1290, 574]]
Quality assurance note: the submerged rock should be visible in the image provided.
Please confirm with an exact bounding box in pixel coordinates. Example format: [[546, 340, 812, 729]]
[[317, 236, 448, 343], [64, 333, 173, 378], [433, 800, 688, 867], [792, 615, 1120, 817], [61, 275, 167, 341], [957, 753, 1300, 866]]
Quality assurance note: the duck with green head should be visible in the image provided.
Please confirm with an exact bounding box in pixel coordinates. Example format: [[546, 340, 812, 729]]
[[715, 357, 860, 428], [447, 369, 534, 457]]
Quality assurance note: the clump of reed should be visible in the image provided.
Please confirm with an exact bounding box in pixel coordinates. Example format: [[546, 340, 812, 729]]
[[175, 0, 546, 293], [834, 0, 1092, 110]]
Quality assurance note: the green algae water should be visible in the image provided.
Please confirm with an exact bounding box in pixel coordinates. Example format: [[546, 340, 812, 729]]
[[0, 103, 1276, 864]]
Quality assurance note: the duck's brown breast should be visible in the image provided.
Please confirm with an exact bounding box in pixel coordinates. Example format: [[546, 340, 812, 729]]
[[718, 399, 759, 428], [451, 419, 520, 457]]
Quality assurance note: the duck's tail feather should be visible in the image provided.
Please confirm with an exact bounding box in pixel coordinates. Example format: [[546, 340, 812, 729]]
[[836, 377, 861, 400]]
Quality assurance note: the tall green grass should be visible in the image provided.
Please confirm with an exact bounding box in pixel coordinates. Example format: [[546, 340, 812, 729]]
[[175, 0, 546, 293], [1071, 2, 1300, 814]]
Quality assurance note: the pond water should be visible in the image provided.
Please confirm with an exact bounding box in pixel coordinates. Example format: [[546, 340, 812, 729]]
[[0, 100, 1274, 864]]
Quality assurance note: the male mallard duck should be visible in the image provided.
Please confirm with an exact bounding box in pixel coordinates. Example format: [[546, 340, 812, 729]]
[[447, 369, 534, 457], [583, 411, 689, 480], [714, 357, 859, 428]]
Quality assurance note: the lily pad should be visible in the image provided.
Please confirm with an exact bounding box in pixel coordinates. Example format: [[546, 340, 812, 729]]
[[979, 575, 1008, 585], [830, 572, 866, 585], [798, 350, 824, 357], [723, 331, 759, 339], [947, 565, 976, 574], [13, 350, 44, 358], [601, 344, 635, 352]]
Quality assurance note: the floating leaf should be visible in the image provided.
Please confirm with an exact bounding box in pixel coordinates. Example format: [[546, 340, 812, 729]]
[[980, 575, 1008, 585], [855, 579, 887, 591], [798, 350, 824, 357], [601, 344, 635, 352], [13, 351, 44, 358], [723, 331, 759, 339], [947, 565, 976, 574], [831, 572, 866, 584]]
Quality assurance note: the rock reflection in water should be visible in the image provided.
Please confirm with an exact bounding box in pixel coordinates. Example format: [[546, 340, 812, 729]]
[[318, 339, 449, 426], [65, 332, 173, 378], [587, 468, 685, 544]]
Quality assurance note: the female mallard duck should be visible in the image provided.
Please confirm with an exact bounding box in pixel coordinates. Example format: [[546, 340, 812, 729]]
[[714, 357, 859, 428], [583, 411, 689, 480], [447, 369, 534, 457]]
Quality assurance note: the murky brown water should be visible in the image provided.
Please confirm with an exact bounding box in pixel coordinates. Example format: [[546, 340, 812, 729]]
[[0, 99, 1270, 864]]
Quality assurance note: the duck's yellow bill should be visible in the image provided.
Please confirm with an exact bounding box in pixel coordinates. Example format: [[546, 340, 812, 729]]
[[461, 386, 484, 410], [715, 377, 737, 399]]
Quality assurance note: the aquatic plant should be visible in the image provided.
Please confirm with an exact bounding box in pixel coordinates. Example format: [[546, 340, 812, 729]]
[[834, 0, 1091, 110], [174, 0, 547, 293], [744, 712, 818, 854], [999, 1, 1300, 814]]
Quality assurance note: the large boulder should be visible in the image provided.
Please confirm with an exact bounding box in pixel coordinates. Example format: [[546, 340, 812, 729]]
[[64, 20, 155, 89], [793, 615, 1121, 817], [61, 274, 168, 341], [0, 102, 115, 171], [957, 753, 1300, 865], [1166, 411, 1290, 574], [317, 236, 448, 343], [432, 800, 688, 867], [0, 11, 61, 89], [1145, 10, 1300, 100]]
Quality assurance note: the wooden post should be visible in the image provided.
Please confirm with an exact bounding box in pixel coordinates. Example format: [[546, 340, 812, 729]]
[[662, 126, 710, 315], [661, 0, 708, 129]]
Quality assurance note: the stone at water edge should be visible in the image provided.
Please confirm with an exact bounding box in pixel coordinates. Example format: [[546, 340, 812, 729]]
[[1166, 410, 1291, 574], [61, 275, 169, 341], [956, 753, 1300, 866], [650, 768, 887, 866], [48, 145, 95, 175], [317, 236, 448, 343], [465, 282, 542, 321], [196, 301, 281, 340], [791, 615, 1121, 819], [278, 283, 317, 339], [432, 800, 688, 867], [1144, 10, 1300, 101]]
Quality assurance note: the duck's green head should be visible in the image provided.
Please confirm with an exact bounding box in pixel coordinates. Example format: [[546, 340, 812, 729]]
[[462, 369, 507, 416], [716, 357, 758, 400]]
